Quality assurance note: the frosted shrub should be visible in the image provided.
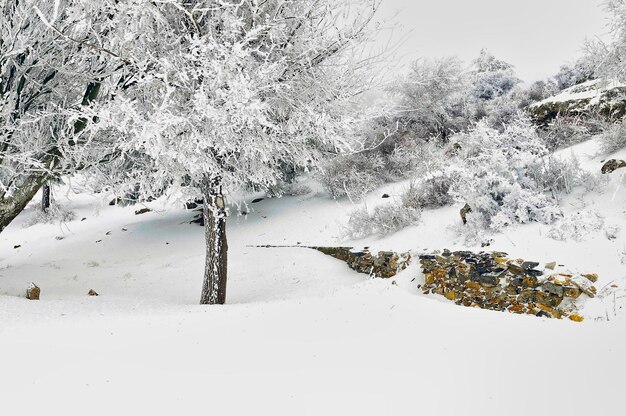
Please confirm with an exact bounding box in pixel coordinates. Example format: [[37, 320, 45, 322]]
[[538, 115, 603, 151], [386, 139, 445, 179], [483, 95, 521, 131], [527, 155, 583, 197], [386, 142, 423, 177], [402, 174, 455, 209], [346, 203, 422, 239], [599, 120, 626, 154], [267, 181, 312, 198], [453, 118, 563, 231], [389, 57, 472, 141], [547, 210, 605, 242], [23, 204, 75, 228], [554, 61, 595, 91], [470, 50, 520, 101], [319, 153, 385, 201], [472, 72, 519, 101]]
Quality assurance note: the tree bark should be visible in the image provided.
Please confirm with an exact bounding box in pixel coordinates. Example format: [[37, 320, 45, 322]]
[[200, 177, 228, 305], [41, 184, 51, 213], [0, 170, 49, 233]]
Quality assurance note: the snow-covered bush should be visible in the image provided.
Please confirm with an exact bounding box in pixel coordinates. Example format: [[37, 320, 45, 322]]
[[267, 181, 313, 198], [389, 57, 472, 141], [385, 138, 446, 178], [345, 202, 422, 239], [402, 174, 455, 209], [482, 96, 523, 130], [23, 204, 75, 228], [538, 115, 603, 150], [527, 155, 586, 197], [554, 61, 595, 91], [472, 72, 519, 102], [470, 50, 520, 101], [523, 80, 560, 104], [547, 210, 605, 242], [319, 153, 385, 201], [452, 118, 563, 231], [599, 120, 626, 154]]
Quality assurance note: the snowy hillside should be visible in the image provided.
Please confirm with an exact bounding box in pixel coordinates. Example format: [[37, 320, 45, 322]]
[[1, 136, 625, 416]]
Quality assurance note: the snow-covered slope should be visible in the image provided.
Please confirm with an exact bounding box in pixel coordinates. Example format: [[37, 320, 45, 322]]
[[1, 138, 625, 416]]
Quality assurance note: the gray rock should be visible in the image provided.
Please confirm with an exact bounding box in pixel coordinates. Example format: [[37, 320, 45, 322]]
[[542, 282, 565, 297], [601, 159, 626, 174]]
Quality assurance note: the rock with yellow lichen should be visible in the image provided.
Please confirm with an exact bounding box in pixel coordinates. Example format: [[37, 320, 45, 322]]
[[419, 250, 600, 322]]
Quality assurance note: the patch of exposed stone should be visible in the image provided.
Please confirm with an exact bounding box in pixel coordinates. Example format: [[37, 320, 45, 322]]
[[601, 159, 626, 174], [313, 247, 412, 278], [419, 250, 597, 321], [528, 81, 626, 125], [26, 283, 40, 300], [256, 245, 412, 278]]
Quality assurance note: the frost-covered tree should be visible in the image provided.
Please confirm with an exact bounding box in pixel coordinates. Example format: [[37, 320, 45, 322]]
[[470, 49, 520, 101], [553, 61, 595, 90], [390, 57, 471, 141], [585, 0, 626, 80], [0, 0, 124, 233], [83, 0, 383, 304]]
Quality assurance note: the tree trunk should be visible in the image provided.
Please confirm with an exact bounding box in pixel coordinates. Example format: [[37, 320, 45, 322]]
[[41, 184, 51, 213], [0, 170, 49, 233], [200, 177, 228, 305]]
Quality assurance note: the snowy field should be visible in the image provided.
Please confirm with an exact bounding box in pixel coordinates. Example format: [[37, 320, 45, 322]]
[[1, 138, 625, 416]]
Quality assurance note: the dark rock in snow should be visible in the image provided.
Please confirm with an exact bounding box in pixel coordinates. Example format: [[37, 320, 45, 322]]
[[251, 198, 264, 203], [521, 261, 539, 270], [460, 203, 472, 225], [134, 208, 151, 215], [601, 159, 626, 174]]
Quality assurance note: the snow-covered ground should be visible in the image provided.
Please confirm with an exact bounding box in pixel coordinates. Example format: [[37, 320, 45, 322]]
[[1, 138, 625, 416]]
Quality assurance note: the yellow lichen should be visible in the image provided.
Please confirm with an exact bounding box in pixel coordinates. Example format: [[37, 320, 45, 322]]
[[569, 314, 584, 322]]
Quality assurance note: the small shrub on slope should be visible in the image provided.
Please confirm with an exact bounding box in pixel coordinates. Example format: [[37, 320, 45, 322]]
[[346, 201, 422, 239], [599, 120, 626, 154], [402, 174, 455, 209], [452, 118, 563, 231], [23, 203, 75, 228], [547, 210, 605, 242], [319, 153, 385, 201]]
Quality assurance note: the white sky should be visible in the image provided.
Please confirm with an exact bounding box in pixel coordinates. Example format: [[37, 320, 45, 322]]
[[374, 0, 610, 82]]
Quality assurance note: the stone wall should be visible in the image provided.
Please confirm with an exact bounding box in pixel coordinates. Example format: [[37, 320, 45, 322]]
[[419, 250, 598, 321]]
